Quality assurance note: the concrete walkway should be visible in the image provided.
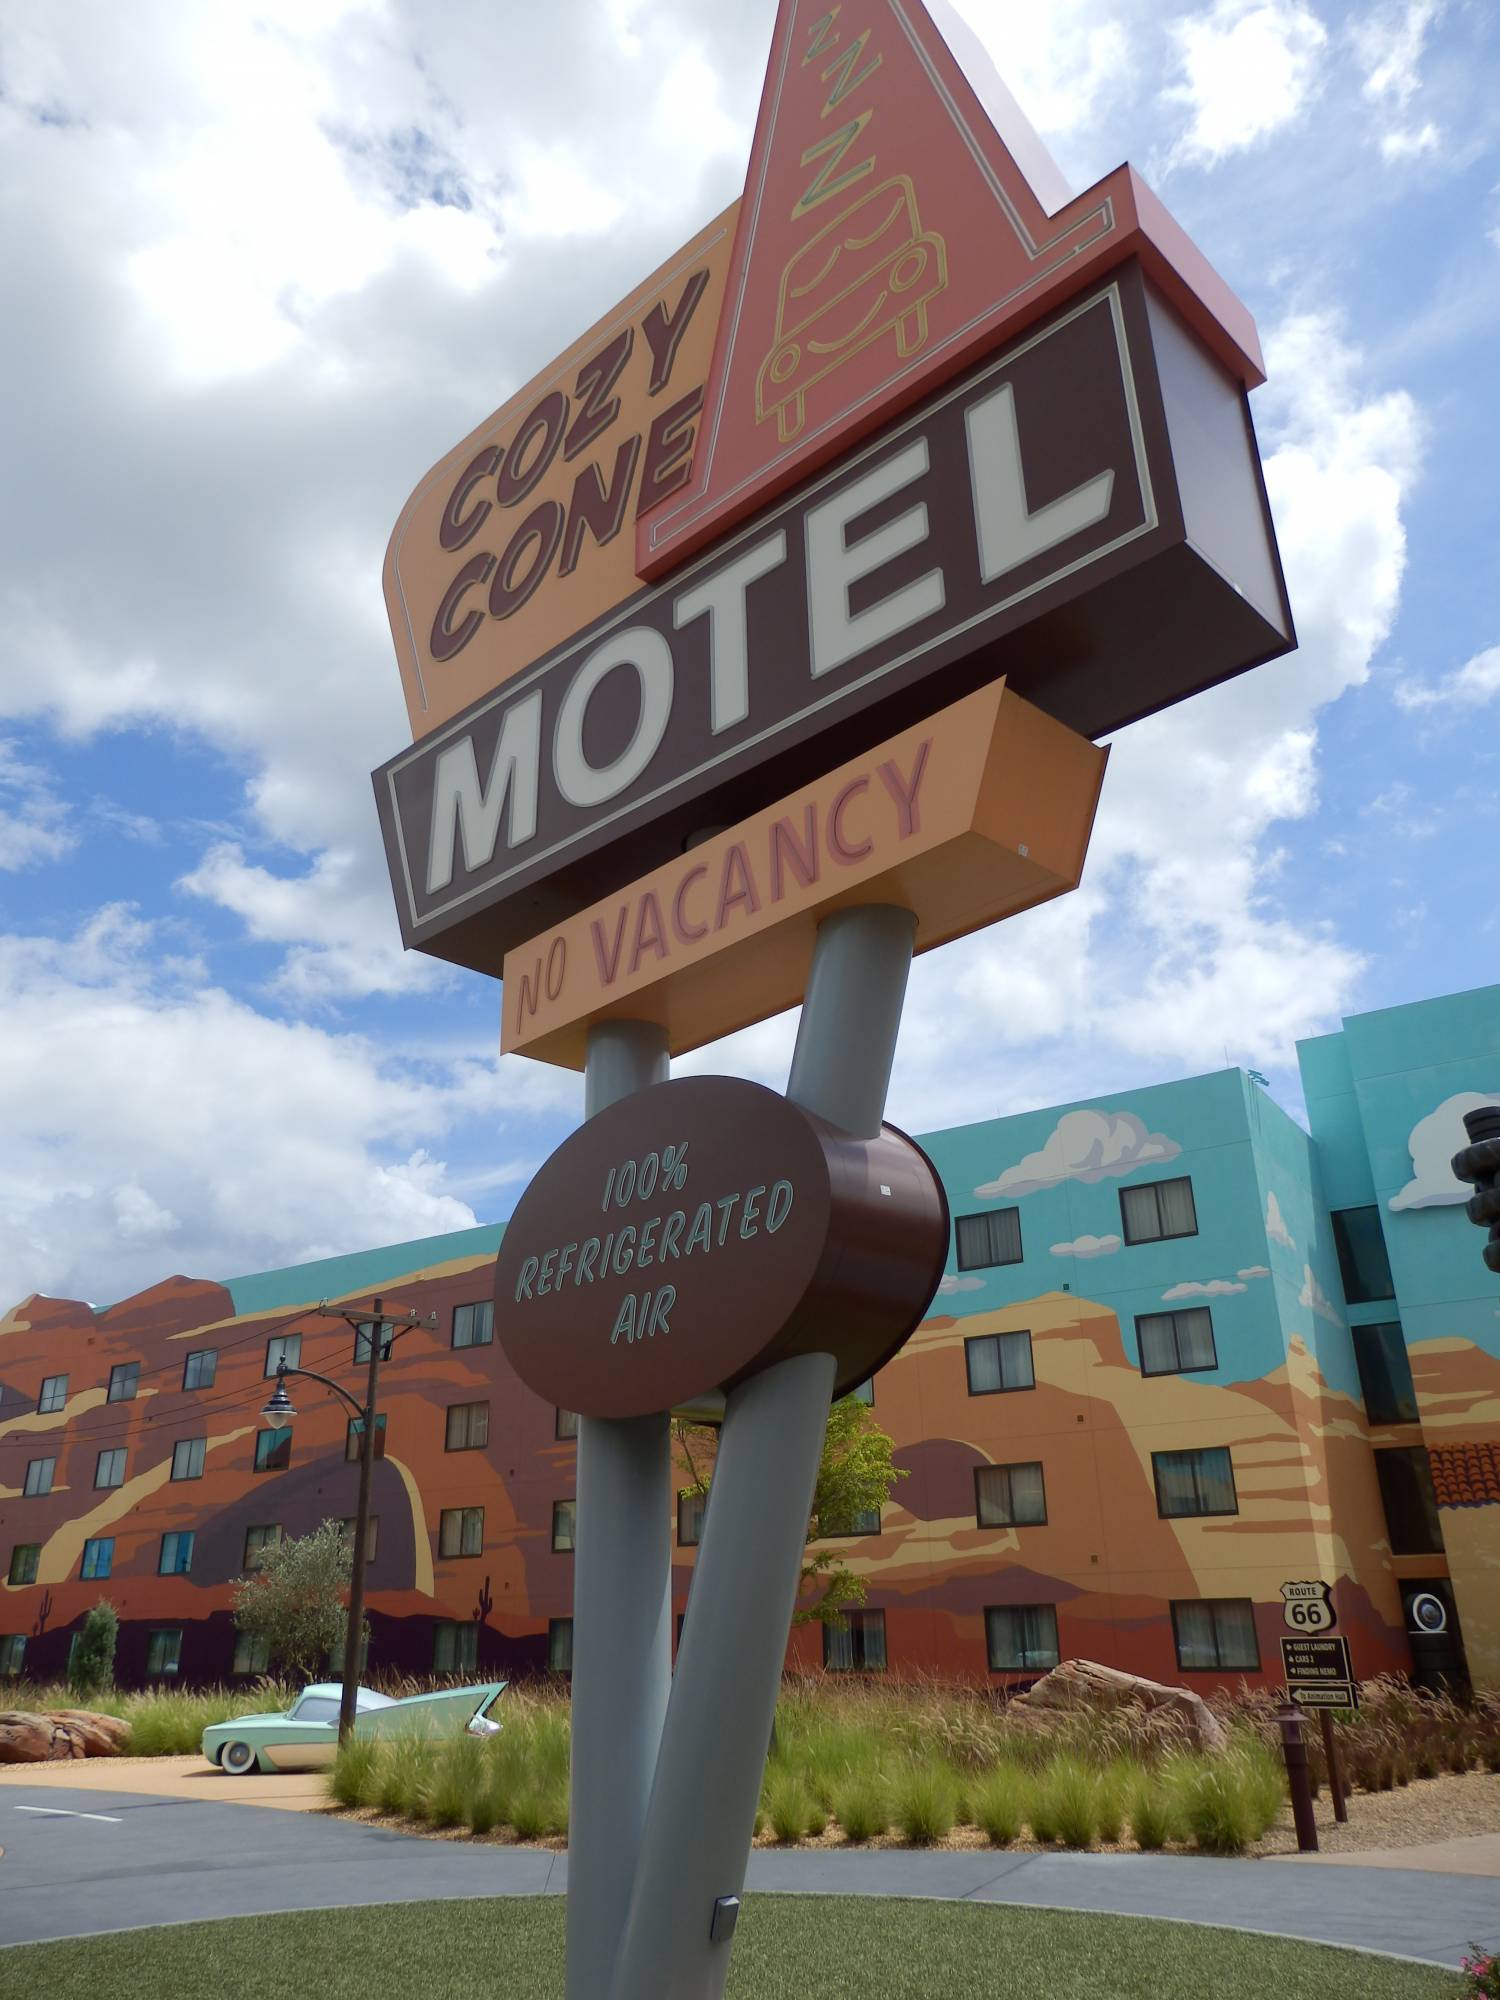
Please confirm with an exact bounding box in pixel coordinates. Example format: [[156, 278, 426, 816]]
[[1269, 1830, 1500, 1876], [0, 1751, 327, 1811], [2, 1780, 1498, 1968]]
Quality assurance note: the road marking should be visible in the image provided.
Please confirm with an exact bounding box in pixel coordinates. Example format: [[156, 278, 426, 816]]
[[14, 1805, 122, 1823]]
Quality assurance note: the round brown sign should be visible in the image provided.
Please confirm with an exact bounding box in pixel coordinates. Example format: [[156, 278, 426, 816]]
[[493, 1074, 948, 1419]]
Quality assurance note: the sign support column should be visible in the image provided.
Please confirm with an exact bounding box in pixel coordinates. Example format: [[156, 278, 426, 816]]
[[607, 904, 917, 2000], [568, 1018, 673, 2000]]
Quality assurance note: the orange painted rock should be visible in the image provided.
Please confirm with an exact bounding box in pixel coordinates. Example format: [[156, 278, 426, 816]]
[[47, 1708, 130, 1757], [0, 1711, 87, 1762], [1012, 1658, 1228, 1754]]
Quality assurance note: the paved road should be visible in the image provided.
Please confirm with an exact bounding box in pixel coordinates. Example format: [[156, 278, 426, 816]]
[[2, 1783, 1496, 1969]]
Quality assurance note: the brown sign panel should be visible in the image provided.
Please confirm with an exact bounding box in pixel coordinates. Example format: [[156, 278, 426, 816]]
[[493, 1075, 948, 1419], [501, 682, 1106, 1069], [1280, 1635, 1359, 1708], [375, 261, 1292, 974]]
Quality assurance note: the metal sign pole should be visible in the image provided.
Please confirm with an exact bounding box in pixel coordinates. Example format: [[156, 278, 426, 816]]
[[607, 904, 918, 2000], [567, 1020, 673, 2000]]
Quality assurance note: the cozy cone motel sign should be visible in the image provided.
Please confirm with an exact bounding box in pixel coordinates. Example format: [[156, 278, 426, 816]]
[[372, 4, 1293, 1994]]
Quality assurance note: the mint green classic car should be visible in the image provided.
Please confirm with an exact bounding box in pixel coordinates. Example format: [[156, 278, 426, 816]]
[[202, 1680, 506, 1775]]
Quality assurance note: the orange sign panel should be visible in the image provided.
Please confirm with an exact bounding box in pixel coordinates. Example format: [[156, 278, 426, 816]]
[[384, 207, 736, 738], [637, 0, 1263, 579], [501, 681, 1105, 1068]]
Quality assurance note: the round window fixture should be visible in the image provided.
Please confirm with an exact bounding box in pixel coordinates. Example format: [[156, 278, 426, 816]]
[[1409, 1591, 1447, 1635]]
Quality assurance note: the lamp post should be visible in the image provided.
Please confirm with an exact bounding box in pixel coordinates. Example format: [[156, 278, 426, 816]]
[[258, 1294, 436, 1742]]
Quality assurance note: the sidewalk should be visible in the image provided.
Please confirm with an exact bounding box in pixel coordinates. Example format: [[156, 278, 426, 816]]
[[1269, 1830, 1500, 1877], [0, 1752, 327, 1811]]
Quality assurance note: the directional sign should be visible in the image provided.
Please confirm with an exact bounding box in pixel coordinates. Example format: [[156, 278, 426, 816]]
[[1280, 1635, 1359, 1710], [1281, 1580, 1337, 1633]]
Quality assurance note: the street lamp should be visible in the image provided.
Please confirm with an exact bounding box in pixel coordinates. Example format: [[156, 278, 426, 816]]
[[257, 1293, 436, 1742]]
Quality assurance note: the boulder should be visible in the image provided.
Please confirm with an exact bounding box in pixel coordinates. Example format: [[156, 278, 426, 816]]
[[47, 1708, 130, 1757], [0, 1710, 87, 1762], [1011, 1658, 1228, 1754]]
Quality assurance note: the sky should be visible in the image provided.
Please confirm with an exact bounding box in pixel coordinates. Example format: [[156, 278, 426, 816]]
[[1, 0, 1496, 1310]]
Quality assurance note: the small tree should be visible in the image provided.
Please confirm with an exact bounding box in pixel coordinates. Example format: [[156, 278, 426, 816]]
[[68, 1600, 118, 1698], [232, 1519, 354, 1681], [675, 1393, 907, 1625]]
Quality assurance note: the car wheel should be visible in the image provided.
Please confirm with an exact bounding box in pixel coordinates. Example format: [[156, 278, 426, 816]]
[[220, 1739, 258, 1775]]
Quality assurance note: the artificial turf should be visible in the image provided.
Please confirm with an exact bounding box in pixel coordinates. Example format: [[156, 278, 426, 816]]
[[2, 1897, 1463, 1999]]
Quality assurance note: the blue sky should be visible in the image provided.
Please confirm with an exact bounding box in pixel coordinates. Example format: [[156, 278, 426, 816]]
[[0, 0, 1495, 1307]]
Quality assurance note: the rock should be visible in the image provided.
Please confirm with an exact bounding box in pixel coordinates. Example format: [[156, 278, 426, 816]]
[[1011, 1658, 1228, 1754], [0, 1710, 87, 1762], [47, 1708, 130, 1757]]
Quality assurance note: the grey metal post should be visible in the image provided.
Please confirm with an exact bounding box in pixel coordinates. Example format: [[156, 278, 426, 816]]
[[568, 1019, 673, 2000], [608, 904, 917, 2000]]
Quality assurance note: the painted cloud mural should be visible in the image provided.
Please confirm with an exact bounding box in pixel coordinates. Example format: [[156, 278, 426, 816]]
[[974, 1111, 1180, 1199], [1389, 1092, 1500, 1211], [1163, 1278, 1246, 1300], [1050, 1234, 1123, 1259], [1266, 1192, 1295, 1249]]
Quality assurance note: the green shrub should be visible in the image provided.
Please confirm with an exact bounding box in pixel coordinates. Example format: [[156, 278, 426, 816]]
[[765, 1767, 816, 1844], [330, 1736, 378, 1809], [1026, 1772, 1060, 1845], [1240, 1739, 1287, 1837], [508, 1783, 551, 1841], [971, 1765, 1025, 1846], [1128, 1775, 1176, 1851], [1048, 1757, 1098, 1850], [68, 1602, 118, 1698], [423, 1735, 485, 1828], [375, 1734, 430, 1817], [1169, 1751, 1262, 1856], [893, 1762, 957, 1846], [832, 1773, 889, 1843]]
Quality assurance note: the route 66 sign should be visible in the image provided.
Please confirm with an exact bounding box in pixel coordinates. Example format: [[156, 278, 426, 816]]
[[1281, 1580, 1336, 1633]]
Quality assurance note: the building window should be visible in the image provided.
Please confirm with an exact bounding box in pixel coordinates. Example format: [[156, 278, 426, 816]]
[[677, 1488, 707, 1546], [1153, 1447, 1238, 1519], [182, 1349, 217, 1391], [1331, 1207, 1395, 1305], [159, 1531, 195, 1575], [353, 1320, 395, 1365], [964, 1330, 1035, 1395], [254, 1426, 292, 1473], [439, 1506, 484, 1558], [555, 1407, 578, 1439], [94, 1448, 126, 1490], [1353, 1322, 1419, 1426], [445, 1401, 490, 1452], [243, 1524, 282, 1570], [0, 1635, 25, 1676], [1172, 1598, 1260, 1672], [823, 1608, 887, 1671], [38, 1374, 67, 1414], [453, 1301, 494, 1349], [24, 1457, 56, 1497], [171, 1437, 206, 1481], [1376, 1447, 1444, 1555], [1136, 1307, 1217, 1377], [986, 1604, 1060, 1673], [954, 1208, 1023, 1271], [820, 1505, 881, 1538], [146, 1628, 183, 1677], [345, 1413, 387, 1463], [552, 1499, 576, 1552], [434, 1620, 479, 1673], [8, 1544, 40, 1586], [975, 1461, 1047, 1528], [548, 1617, 574, 1673], [328, 1629, 370, 1676], [81, 1537, 114, 1580], [233, 1630, 271, 1675], [338, 1516, 379, 1562], [107, 1360, 140, 1402], [850, 1378, 875, 1406], [265, 1333, 301, 1378], [1120, 1176, 1198, 1245]]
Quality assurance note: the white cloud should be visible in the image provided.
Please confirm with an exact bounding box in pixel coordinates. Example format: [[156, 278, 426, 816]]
[[1299, 1264, 1345, 1324], [1237, 1264, 1272, 1279], [938, 1273, 986, 1295], [1380, 121, 1440, 161], [1389, 1091, 1500, 1210], [975, 1110, 1181, 1198], [1050, 1233, 1123, 1259], [1164, 0, 1328, 168], [0, 740, 73, 871], [1352, 1, 1442, 108], [1163, 1278, 1246, 1299], [1394, 645, 1500, 711], [1266, 1191, 1295, 1248]]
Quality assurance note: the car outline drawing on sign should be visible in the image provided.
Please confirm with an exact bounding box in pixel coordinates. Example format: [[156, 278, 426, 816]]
[[756, 175, 948, 442]]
